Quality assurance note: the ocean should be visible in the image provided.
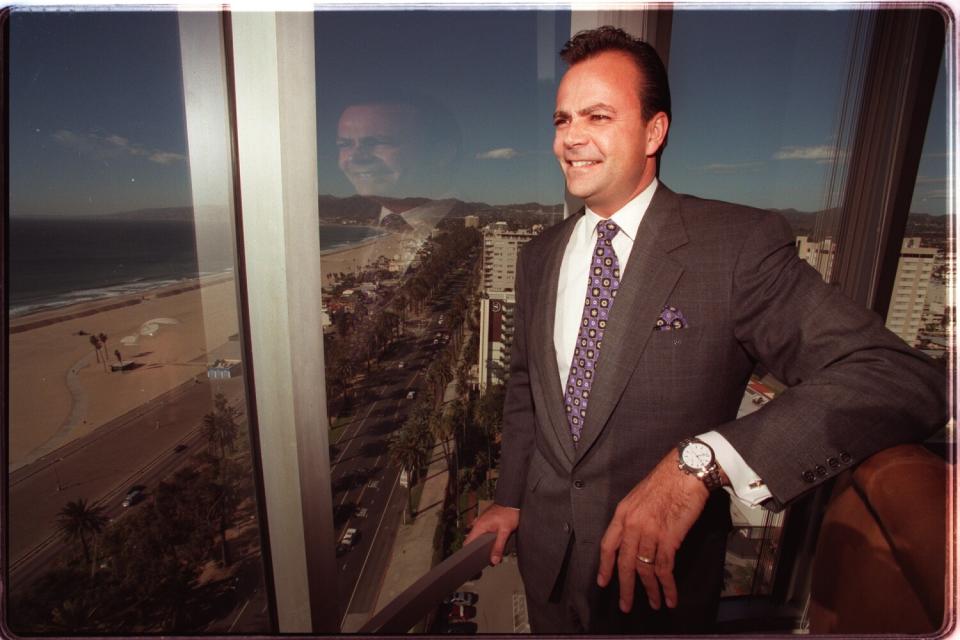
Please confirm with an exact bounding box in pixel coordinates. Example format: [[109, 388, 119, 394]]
[[8, 217, 385, 318]]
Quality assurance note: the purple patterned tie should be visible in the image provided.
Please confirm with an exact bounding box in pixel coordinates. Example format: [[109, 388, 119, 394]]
[[564, 220, 621, 444]]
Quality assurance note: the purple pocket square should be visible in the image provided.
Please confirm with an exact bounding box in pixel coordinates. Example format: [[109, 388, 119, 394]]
[[655, 305, 688, 331]]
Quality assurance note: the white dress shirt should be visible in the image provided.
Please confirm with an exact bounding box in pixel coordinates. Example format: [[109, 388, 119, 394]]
[[553, 179, 772, 507]]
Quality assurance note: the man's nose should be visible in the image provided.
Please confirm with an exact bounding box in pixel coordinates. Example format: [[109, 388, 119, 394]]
[[347, 142, 376, 163], [563, 119, 588, 147]]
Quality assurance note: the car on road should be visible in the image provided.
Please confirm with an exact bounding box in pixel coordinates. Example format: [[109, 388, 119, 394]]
[[406, 390, 416, 400], [398, 361, 405, 369], [446, 604, 477, 622], [173, 443, 188, 453], [337, 527, 360, 556], [443, 591, 478, 606], [122, 485, 146, 508]]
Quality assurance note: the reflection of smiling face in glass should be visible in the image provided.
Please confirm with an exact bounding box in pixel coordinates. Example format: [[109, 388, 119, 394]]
[[336, 103, 423, 197]]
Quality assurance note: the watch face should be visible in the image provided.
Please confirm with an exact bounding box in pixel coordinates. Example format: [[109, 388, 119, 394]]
[[681, 442, 713, 470]]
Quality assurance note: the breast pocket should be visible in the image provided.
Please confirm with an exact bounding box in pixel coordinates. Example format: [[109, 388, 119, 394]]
[[640, 326, 706, 378]]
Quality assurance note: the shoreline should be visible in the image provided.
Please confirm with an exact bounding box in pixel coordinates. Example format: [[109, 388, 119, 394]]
[[9, 275, 241, 470], [9, 271, 236, 335], [8, 230, 408, 470], [10, 227, 391, 331]]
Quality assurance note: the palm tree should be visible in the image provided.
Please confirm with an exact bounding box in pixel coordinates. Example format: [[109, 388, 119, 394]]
[[56, 498, 108, 569], [393, 291, 408, 331], [388, 432, 421, 520], [203, 393, 241, 461], [98, 332, 108, 361], [202, 393, 242, 566], [88, 334, 102, 363]]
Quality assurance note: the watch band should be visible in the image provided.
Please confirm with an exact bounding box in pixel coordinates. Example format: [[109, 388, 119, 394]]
[[699, 464, 723, 491]]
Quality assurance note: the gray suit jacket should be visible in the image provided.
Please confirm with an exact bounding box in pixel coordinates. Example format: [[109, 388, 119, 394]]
[[494, 183, 946, 606]]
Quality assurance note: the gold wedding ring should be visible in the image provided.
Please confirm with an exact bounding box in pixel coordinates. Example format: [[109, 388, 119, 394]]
[[636, 554, 654, 565]]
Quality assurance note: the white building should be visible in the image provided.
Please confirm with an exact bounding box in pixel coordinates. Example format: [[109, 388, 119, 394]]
[[886, 237, 937, 346], [478, 223, 540, 390], [796, 235, 836, 281]]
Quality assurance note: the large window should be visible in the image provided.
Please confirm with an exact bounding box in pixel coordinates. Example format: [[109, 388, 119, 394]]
[[7, 11, 271, 634], [3, 5, 951, 636], [312, 11, 570, 631]]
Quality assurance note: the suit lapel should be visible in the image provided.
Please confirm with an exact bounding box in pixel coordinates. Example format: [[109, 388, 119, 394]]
[[529, 212, 581, 467], [574, 185, 688, 463]]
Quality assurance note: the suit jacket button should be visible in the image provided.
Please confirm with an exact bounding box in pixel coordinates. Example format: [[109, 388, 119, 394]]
[[839, 451, 852, 463], [827, 457, 840, 468], [562, 523, 570, 533], [802, 470, 816, 483], [574, 480, 585, 489], [815, 465, 827, 477]]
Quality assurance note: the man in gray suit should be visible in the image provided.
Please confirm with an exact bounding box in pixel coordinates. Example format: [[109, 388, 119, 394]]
[[465, 26, 945, 634]]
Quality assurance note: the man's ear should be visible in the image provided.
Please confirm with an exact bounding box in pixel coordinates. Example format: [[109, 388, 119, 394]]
[[645, 112, 670, 157]]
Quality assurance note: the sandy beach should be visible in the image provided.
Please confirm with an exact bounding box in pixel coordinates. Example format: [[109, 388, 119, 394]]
[[9, 231, 417, 472], [9, 274, 240, 471], [319, 230, 410, 276]]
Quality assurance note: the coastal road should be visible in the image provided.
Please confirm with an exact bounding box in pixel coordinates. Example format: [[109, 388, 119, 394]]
[[8, 374, 247, 589], [329, 267, 472, 626], [328, 330, 439, 626]]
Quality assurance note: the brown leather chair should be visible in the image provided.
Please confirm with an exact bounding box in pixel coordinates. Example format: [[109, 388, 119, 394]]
[[808, 444, 948, 634]]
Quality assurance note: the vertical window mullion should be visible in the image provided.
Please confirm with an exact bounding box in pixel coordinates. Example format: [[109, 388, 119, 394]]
[[227, 11, 338, 633]]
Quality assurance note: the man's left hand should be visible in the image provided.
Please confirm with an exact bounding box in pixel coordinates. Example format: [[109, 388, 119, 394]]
[[596, 452, 710, 613]]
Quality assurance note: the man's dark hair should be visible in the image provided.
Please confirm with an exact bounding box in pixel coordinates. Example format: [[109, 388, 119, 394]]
[[560, 26, 671, 123]]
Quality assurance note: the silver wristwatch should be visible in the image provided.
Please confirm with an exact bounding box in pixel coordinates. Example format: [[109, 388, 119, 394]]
[[677, 438, 723, 491]]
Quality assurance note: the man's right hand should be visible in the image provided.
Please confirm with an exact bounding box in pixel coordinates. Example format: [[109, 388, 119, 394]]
[[464, 504, 520, 565]]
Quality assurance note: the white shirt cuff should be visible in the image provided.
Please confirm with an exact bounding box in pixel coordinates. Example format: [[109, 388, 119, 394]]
[[697, 431, 773, 507]]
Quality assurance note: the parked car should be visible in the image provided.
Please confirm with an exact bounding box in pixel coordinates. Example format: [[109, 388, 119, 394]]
[[446, 604, 477, 622], [406, 390, 416, 400], [122, 485, 146, 508], [398, 361, 405, 369], [443, 591, 479, 606]]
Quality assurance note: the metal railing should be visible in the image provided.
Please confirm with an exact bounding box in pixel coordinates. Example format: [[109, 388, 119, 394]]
[[358, 532, 496, 634]]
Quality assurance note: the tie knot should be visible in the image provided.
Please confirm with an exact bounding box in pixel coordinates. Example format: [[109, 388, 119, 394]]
[[596, 220, 620, 241]]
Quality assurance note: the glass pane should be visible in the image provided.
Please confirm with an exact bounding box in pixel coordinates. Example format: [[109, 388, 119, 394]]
[[7, 10, 271, 633], [890, 59, 949, 355], [313, 10, 569, 632], [662, 10, 870, 599]]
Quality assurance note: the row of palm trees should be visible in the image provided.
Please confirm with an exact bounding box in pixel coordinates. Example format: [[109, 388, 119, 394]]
[[324, 226, 480, 420], [86, 331, 118, 372], [14, 395, 248, 633]]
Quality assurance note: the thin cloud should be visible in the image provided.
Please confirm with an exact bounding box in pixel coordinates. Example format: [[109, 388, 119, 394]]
[[52, 129, 185, 165], [703, 161, 764, 174], [916, 175, 947, 185], [149, 151, 187, 165], [476, 147, 521, 160], [773, 145, 840, 163]]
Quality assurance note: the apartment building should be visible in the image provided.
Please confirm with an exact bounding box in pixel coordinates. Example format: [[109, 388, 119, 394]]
[[478, 223, 540, 390]]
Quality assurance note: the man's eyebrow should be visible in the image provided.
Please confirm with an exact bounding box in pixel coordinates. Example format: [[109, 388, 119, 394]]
[[578, 103, 617, 115], [553, 104, 618, 120]]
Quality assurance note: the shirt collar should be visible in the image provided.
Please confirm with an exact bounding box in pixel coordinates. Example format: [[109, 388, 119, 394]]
[[583, 178, 658, 242]]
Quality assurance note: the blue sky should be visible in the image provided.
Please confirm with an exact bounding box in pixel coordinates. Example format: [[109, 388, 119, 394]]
[[8, 8, 950, 216]]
